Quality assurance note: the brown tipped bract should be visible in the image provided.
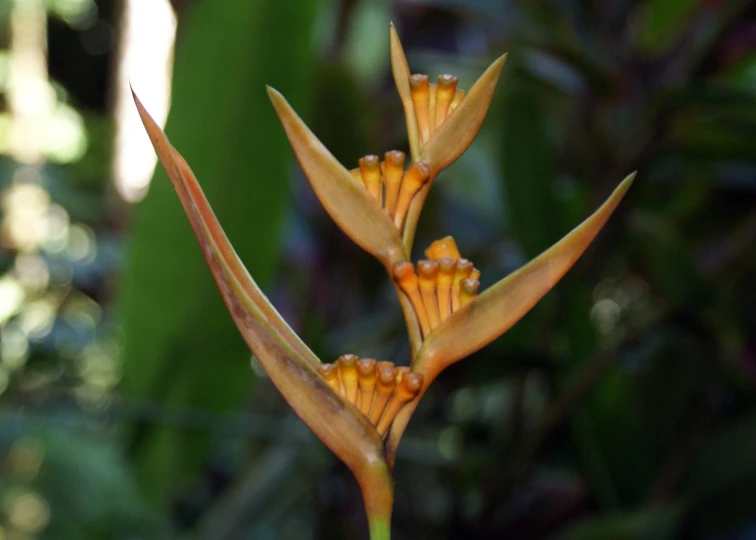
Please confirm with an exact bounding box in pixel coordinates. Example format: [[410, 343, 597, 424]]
[[417, 174, 635, 379], [267, 87, 406, 269], [132, 90, 388, 494], [421, 54, 507, 177]]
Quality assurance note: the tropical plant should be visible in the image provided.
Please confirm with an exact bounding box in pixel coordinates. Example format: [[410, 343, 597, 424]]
[[132, 24, 632, 539]]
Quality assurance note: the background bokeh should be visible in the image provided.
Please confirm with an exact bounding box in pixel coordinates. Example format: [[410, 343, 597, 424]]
[[1, 0, 755, 538]]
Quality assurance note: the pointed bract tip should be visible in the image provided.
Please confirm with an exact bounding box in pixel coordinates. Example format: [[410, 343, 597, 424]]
[[487, 53, 508, 79], [611, 172, 636, 200], [130, 86, 143, 107], [265, 85, 282, 100]]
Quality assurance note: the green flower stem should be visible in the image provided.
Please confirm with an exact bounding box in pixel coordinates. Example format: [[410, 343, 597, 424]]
[[369, 519, 391, 540], [358, 462, 394, 540]]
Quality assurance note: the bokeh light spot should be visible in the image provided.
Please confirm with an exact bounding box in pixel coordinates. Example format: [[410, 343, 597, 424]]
[[2, 179, 50, 252], [0, 277, 25, 324], [14, 253, 50, 292], [438, 426, 462, 461], [19, 298, 56, 339], [6, 490, 50, 534], [52, 0, 97, 30], [46, 103, 88, 163], [1, 323, 30, 371], [64, 224, 97, 264], [450, 387, 478, 423], [591, 298, 622, 334]]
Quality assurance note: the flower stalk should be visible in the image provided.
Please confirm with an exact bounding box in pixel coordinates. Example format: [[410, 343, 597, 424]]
[[134, 23, 634, 539]]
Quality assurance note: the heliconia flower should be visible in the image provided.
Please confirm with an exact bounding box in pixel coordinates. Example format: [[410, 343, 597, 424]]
[[134, 23, 634, 540]]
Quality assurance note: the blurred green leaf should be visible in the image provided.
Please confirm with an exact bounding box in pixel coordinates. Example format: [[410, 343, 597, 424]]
[[500, 89, 563, 260], [687, 412, 756, 531], [634, 0, 699, 53], [120, 0, 320, 505], [0, 417, 155, 540], [554, 505, 681, 540], [37, 428, 156, 539], [312, 62, 370, 165], [498, 86, 564, 338]]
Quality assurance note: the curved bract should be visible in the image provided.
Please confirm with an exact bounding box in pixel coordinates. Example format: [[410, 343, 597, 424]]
[[415, 174, 635, 383], [133, 91, 393, 532], [389, 23, 419, 162], [420, 54, 508, 178], [267, 87, 407, 270]]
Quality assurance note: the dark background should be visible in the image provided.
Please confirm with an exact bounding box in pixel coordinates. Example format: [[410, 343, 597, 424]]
[[1, 0, 756, 538]]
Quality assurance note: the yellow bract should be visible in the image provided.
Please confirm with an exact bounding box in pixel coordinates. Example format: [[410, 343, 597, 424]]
[[416, 174, 635, 382], [267, 87, 407, 270]]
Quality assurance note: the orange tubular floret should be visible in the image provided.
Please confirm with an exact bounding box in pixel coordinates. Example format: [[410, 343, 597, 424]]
[[395, 366, 410, 384], [437, 258, 456, 321], [451, 259, 473, 312], [424, 236, 461, 260], [394, 261, 431, 337], [435, 74, 458, 128], [350, 168, 364, 187], [383, 150, 405, 217], [470, 267, 481, 282], [317, 364, 341, 395], [337, 354, 359, 404], [450, 88, 465, 110], [428, 83, 437, 134], [356, 358, 377, 415], [359, 154, 383, 204], [394, 162, 430, 230], [410, 74, 431, 145], [417, 260, 440, 330], [370, 362, 397, 424], [460, 278, 480, 307], [376, 372, 424, 436]]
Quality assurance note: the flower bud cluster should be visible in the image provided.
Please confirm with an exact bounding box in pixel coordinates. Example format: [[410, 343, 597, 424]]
[[390, 237, 479, 337], [350, 152, 430, 232], [317, 355, 423, 436], [409, 74, 465, 147]]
